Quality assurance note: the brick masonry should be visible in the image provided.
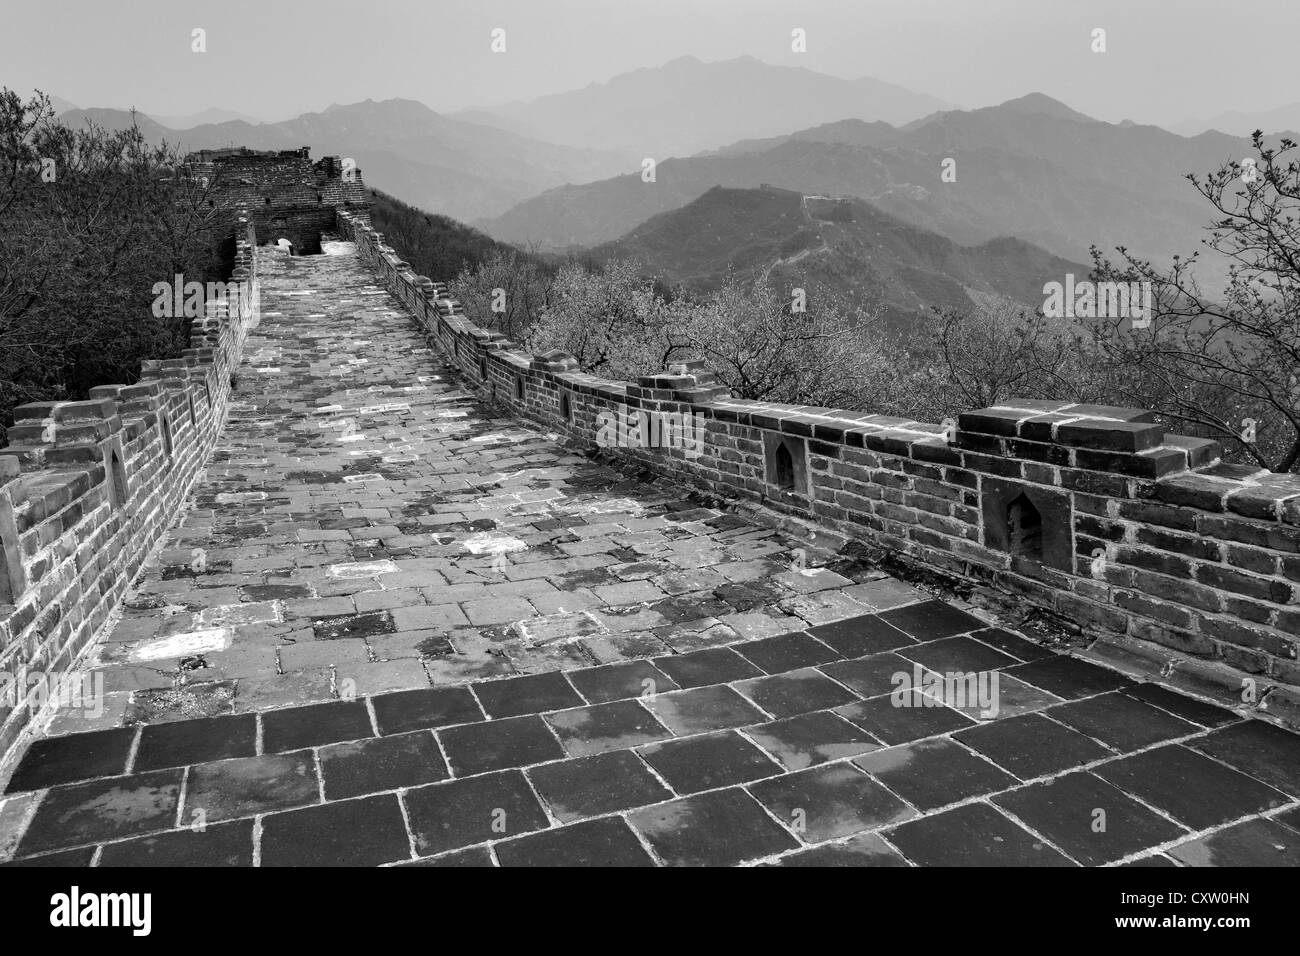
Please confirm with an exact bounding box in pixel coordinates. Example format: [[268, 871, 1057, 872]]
[[0, 230, 1296, 867], [0, 216, 262, 763], [188, 147, 371, 256], [0, 158, 375, 772], [337, 210, 1300, 716]]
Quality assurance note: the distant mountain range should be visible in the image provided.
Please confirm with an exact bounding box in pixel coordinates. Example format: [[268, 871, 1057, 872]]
[[45, 62, 1281, 305], [149, 107, 268, 129], [46, 56, 950, 224], [39, 93, 81, 114], [54, 98, 635, 223], [481, 93, 1266, 291], [453, 54, 950, 159], [35, 94, 267, 127], [1171, 102, 1300, 137], [589, 185, 1085, 330]]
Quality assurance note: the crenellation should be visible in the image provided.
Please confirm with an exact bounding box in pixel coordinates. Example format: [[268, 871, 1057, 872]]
[[335, 206, 1300, 700], [185, 147, 369, 255], [0, 212, 261, 764]]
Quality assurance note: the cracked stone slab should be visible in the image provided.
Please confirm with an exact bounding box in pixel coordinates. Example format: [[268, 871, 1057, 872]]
[[514, 610, 606, 647], [129, 628, 232, 663], [196, 602, 282, 627], [125, 681, 237, 724]]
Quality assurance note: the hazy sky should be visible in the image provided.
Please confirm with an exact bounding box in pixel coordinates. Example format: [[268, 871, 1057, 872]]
[[3, 0, 1294, 126]]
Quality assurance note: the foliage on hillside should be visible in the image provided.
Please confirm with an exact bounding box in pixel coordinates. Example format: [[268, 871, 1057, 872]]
[[447, 133, 1300, 472], [370, 189, 563, 344], [0, 89, 227, 445], [370, 126, 1300, 474], [456, 254, 899, 410], [481, 96, 1258, 303], [1088, 132, 1300, 472], [586, 186, 1088, 334], [368, 190, 548, 287]]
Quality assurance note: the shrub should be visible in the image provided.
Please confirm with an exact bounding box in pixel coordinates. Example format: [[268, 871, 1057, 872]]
[[0, 90, 225, 444]]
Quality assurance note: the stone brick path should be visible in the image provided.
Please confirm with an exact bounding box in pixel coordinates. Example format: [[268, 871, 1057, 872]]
[[2, 244, 1298, 866]]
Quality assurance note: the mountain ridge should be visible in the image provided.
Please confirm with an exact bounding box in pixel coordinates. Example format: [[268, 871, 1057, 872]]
[[450, 54, 950, 158], [589, 184, 1087, 331], [479, 93, 1260, 292], [53, 98, 636, 223]]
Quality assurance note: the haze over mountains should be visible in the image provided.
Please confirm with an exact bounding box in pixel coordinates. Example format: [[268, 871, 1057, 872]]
[[481, 91, 1281, 293], [1171, 102, 1300, 137], [46, 57, 950, 224], [590, 185, 1084, 329], [55, 99, 633, 223], [453, 54, 950, 158], [44, 53, 1293, 317], [149, 107, 269, 129]]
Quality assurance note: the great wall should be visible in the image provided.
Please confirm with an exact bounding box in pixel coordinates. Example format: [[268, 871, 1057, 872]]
[[0, 148, 1297, 866], [341, 209, 1300, 712], [0, 149, 370, 763]]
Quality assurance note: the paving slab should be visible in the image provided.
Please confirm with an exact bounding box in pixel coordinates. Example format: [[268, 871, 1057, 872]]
[[3, 245, 1297, 866]]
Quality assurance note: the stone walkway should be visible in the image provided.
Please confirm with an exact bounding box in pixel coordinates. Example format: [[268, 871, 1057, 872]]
[[1, 244, 1299, 866]]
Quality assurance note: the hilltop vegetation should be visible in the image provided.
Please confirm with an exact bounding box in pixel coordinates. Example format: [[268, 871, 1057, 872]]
[[587, 185, 1085, 331], [381, 131, 1300, 472], [0, 90, 226, 444], [55, 98, 633, 224], [367, 189, 541, 283], [478, 94, 1266, 295]]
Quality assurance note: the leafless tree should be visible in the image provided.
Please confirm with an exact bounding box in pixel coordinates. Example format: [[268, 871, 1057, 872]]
[[1091, 132, 1300, 472], [449, 245, 551, 342]]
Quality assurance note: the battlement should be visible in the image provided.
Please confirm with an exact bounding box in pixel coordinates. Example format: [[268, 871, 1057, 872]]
[[185, 146, 371, 255], [0, 215, 261, 759], [803, 194, 854, 222], [339, 209, 1300, 718], [1, 200, 1294, 774]]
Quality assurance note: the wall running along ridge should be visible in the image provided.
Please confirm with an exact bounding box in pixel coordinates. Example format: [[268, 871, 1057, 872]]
[[0, 215, 260, 764], [338, 209, 1300, 723]]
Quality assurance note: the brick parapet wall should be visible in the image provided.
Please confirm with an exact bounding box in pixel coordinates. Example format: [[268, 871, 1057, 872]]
[[0, 214, 261, 763], [187, 147, 370, 255], [340, 209, 1300, 708]]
